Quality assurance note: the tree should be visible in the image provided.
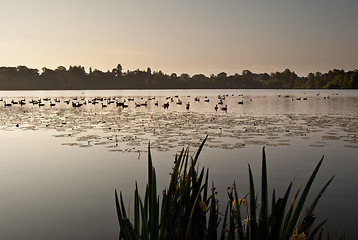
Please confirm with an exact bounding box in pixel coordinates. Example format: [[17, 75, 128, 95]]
[[56, 66, 66, 72], [112, 64, 122, 77], [217, 72, 227, 79], [242, 70, 252, 76], [117, 64, 122, 76], [306, 73, 315, 89]]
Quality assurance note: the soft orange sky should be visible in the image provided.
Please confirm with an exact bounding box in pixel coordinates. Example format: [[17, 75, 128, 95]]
[[1, 0, 357, 77]]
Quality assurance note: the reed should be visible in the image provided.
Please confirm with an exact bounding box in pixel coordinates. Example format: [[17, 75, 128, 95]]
[[115, 137, 348, 240]]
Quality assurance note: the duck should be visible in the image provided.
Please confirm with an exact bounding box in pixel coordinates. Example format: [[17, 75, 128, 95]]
[[116, 101, 125, 107], [163, 102, 169, 109], [72, 102, 82, 108]]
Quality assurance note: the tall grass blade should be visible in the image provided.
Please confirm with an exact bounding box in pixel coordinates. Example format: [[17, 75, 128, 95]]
[[269, 182, 292, 240], [282, 184, 301, 236], [285, 157, 324, 238], [248, 164, 256, 240], [233, 182, 244, 240], [139, 197, 149, 240], [185, 184, 205, 240], [308, 219, 327, 240], [260, 147, 269, 240], [193, 135, 208, 165], [271, 189, 276, 217], [203, 168, 209, 203], [119, 192, 128, 219], [134, 183, 140, 240], [115, 190, 123, 225], [220, 201, 229, 240], [300, 175, 334, 235], [149, 167, 159, 240], [208, 182, 217, 240]]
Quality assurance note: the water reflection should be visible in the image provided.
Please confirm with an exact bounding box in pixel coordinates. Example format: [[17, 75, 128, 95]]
[[0, 89, 357, 239]]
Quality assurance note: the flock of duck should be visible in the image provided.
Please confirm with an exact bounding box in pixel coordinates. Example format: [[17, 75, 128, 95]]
[[0, 92, 356, 153], [0, 94, 244, 112], [0, 92, 338, 113]]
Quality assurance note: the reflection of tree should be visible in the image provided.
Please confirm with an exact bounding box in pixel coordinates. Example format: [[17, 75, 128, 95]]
[[0, 65, 356, 89]]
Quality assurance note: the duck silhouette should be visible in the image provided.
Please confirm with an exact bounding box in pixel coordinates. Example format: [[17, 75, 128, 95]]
[[4, 101, 12, 107]]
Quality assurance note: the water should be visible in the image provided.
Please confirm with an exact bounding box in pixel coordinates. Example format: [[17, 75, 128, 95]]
[[0, 89, 357, 239]]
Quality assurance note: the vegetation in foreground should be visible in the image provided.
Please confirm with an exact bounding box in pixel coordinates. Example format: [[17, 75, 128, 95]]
[[115, 137, 348, 240]]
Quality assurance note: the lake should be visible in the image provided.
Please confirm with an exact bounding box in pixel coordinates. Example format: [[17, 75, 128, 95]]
[[0, 89, 357, 239]]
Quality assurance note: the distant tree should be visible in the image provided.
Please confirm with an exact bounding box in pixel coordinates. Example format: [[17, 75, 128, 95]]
[[179, 73, 190, 79], [112, 64, 122, 77], [192, 74, 208, 88], [350, 71, 358, 88], [242, 70, 254, 88], [117, 64, 122, 75], [315, 72, 322, 77], [0, 64, 357, 90], [242, 70, 252, 76], [178, 73, 190, 88], [56, 66, 66, 72], [217, 72, 227, 79], [306, 73, 315, 89]]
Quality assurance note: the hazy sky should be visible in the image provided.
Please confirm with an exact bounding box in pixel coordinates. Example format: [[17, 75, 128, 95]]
[[1, 0, 357, 77]]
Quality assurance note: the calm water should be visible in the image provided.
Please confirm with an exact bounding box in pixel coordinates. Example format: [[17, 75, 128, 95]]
[[0, 89, 357, 239]]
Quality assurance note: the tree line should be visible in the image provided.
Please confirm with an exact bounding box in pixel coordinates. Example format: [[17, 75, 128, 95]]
[[0, 64, 357, 90]]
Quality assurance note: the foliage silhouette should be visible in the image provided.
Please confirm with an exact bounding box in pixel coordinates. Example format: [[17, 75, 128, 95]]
[[0, 65, 357, 89], [115, 138, 348, 239]]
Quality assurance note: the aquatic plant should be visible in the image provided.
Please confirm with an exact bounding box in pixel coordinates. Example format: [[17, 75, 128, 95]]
[[114, 137, 348, 239]]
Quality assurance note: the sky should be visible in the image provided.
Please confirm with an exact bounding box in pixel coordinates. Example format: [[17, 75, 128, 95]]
[[1, 0, 357, 77]]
